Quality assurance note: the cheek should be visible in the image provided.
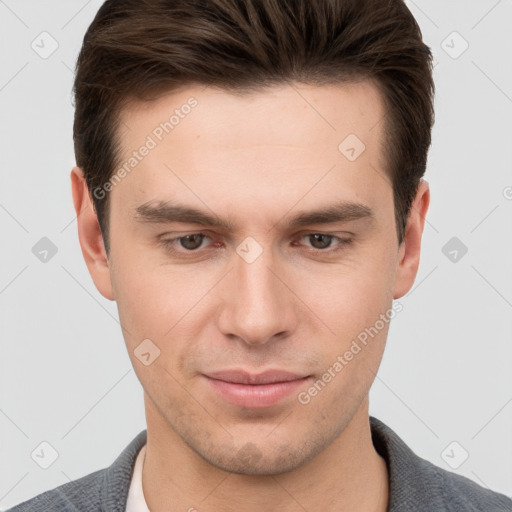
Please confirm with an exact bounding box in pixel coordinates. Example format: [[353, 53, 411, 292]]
[[305, 254, 396, 338], [302, 281, 394, 417], [110, 253, 210, 381], [110, 257, 171, 344]]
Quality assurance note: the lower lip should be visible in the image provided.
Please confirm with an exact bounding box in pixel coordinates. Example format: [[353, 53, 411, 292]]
[[204, 376, 310, 409]]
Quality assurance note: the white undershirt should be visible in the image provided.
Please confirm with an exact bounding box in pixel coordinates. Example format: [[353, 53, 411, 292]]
[[126, 443, 151, 512]]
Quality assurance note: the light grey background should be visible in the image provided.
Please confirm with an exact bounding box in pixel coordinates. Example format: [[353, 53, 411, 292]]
[[1, 0, 511, 509]]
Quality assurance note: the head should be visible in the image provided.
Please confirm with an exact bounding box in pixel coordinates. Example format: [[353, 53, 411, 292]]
[[71, 0, 433, 475]]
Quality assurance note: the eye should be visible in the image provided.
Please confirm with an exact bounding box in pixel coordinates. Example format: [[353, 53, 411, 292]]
[[297, 233, 353, 253], [158, 232, 353, 257], [160, 233, 211, 253], [177, 233, 208, 250]]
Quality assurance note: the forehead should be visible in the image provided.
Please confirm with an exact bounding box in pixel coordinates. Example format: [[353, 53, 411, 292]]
[[118, 80, 386, 153], [111, 81, 390, 223]]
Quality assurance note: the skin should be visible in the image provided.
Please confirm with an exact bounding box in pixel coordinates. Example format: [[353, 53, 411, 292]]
[[71, 81, 429, 512]]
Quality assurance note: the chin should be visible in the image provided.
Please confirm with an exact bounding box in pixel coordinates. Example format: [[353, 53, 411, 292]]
[[190, 434, 327, 476]]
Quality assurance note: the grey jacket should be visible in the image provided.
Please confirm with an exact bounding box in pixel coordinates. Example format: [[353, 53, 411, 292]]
[[7, 416, 512, 511]]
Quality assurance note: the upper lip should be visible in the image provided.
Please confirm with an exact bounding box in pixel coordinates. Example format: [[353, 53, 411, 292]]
[[204, 369, 310, 385]]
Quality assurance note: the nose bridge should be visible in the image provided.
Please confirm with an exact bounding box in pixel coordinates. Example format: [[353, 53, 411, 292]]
[[220, 238, 294, 345]]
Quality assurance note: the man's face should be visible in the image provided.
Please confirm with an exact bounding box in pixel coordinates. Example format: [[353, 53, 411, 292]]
[[102, 81, 408, 474]]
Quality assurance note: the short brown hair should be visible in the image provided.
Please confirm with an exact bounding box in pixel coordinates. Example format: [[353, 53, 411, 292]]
[[73, 0, 435, 255]]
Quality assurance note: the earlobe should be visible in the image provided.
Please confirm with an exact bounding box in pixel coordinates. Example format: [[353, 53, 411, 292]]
[[70, 166, 115, 301], [393, 179, 430, 299]]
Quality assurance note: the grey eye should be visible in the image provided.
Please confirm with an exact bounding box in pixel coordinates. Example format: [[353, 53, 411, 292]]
[[306, 234, 334, 249], [178, 234, 206, 250]]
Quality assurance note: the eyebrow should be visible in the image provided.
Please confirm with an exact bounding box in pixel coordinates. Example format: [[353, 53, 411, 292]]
[[133, 199, 375, 230]]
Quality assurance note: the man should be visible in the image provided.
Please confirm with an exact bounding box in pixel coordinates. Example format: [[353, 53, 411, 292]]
[[7, 0, 512, 510]]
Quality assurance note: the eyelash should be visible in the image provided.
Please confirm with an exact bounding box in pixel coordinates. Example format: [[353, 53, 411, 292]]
[[158, 233, 354, 256]]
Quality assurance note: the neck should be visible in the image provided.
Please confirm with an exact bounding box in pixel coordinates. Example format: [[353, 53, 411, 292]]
[[141, 397, 389, 512]]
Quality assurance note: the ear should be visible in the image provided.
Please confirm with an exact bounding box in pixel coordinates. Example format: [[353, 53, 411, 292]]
[[393, 179, 430, 299], [70, 166, 115, 301]]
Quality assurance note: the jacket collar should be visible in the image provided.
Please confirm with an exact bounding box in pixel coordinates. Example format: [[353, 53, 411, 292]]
[[101, 429, 147, 512], [370, 416, 445, 511]]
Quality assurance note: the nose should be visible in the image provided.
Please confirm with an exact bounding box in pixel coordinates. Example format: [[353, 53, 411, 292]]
[[217, 243, 297, 346]]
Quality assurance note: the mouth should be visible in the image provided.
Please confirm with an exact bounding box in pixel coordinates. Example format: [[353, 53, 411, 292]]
[[202, 369, 312, 409]]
